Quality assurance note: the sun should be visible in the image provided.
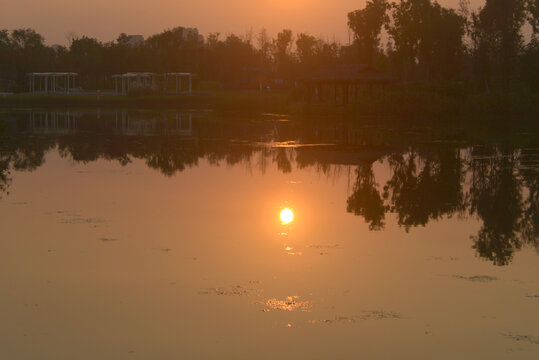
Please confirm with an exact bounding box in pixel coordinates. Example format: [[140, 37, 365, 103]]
[[280, 208, 294, 224]]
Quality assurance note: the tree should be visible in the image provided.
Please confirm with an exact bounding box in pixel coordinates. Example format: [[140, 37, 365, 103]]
[[387, 0, 465, 80], [3, 29, 56, 89], [67, 36, 105, 87], [273, 29, 295, 80], [421, 4, 466, 79], [295, 33, 317, 65], [347, 0, 389, 65], [471, 0, 527, 88], [256, 28, 272, 65], [387, 0, 430, 79]]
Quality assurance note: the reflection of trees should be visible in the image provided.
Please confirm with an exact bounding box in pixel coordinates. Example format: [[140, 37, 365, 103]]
[[0, 157, 9, 197], [2, 112, 539, 266], [468, 149, 524, 265], [382, 147, 466, 231], [273, 148, 293, 173], [521, 167, 539, 252], [0, 122, 55, 197], [0, 124, 8, 197], [347, 162, 386, 230], [344, 145, 539, 266]]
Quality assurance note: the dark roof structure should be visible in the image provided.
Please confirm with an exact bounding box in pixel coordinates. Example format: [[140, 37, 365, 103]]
[[303, 64, 392, 83]]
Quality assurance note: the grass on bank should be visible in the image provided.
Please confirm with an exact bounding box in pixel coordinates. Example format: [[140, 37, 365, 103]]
[[292, 82, 539, 124], [0, 82, 537, 125], [0, 90, 290, 115]]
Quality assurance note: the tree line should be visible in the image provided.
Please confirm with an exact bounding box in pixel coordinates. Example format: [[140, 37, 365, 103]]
[[0, 0, 537, 92]]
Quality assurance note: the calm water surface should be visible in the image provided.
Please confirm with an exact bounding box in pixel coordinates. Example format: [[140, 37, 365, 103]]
[[1, 109, 539, 359]]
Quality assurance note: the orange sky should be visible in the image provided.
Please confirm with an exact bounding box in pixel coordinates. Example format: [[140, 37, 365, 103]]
[[2, 0, 486, 45]]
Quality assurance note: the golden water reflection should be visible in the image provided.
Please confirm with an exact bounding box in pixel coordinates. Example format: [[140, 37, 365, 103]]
[[2, 110, 539, 359]]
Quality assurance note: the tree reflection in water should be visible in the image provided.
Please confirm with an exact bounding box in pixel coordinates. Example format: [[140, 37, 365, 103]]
[[1, 110, 539, 265], [347, 161, 386, 230]]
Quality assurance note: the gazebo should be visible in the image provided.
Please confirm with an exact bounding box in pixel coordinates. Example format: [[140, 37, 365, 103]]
[[164, 73, 194, 94], [112, 73, 158, 95], [302, 64, 392, 105], [27, 73, 78, 94], [113, 72, 195, 95]]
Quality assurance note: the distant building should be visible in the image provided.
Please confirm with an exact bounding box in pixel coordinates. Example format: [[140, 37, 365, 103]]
[[125, 35, 144, 47], [50, 44, 64, 53], [172, 27, 204, 43]]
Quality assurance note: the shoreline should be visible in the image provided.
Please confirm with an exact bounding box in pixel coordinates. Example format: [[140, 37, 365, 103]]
[[1, 88, 537, 123]]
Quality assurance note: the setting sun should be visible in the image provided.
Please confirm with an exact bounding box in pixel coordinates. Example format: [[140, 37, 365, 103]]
[[280, 208, 294, 224]]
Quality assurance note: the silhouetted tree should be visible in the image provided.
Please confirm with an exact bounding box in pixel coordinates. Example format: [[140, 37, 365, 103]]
[[348, 0, 390, 65], [273, 29, 295, 81], [387, 0, 466, 80], [471, 0, 527, 88]]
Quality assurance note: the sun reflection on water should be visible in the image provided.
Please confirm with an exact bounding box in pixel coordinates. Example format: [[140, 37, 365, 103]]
[[280, 208, 294, 225]]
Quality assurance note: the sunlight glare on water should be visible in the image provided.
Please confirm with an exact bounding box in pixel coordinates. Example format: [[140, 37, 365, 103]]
[[280, 208, 294, 224]]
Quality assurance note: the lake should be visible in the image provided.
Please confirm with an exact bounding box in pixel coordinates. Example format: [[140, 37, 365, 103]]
[[1, 109, 539, 359]]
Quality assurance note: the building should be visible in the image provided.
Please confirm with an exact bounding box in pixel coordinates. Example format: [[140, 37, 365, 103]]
[[125, 35, 145, 47], [174, 27, 204, 43]]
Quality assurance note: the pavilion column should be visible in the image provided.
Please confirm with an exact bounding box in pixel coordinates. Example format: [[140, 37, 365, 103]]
[[176, 75, 179, 94], [188, 76, 192, 93], [179, 76, 182, 93], [67, 75, 70, 94], [45, 75, 48, 94]]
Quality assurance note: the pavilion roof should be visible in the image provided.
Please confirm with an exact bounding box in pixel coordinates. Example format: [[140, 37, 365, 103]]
[[27, 72, 78, 76], [112, 72, 195, 78], [303, 64, 392, 83]]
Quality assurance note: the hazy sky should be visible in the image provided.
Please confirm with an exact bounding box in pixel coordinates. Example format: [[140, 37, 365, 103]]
[[2, 0, 485, 45]]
